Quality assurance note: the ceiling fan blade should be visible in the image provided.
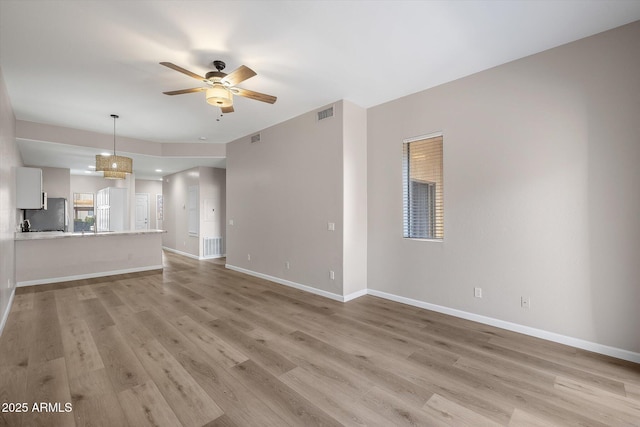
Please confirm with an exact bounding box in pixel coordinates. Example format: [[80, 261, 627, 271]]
[[221, 105, 234, 113], [222, 65, 256, 86], [232, 87, 277, 104], [163, 87, 207, 95], [160, 62, 206, 81]]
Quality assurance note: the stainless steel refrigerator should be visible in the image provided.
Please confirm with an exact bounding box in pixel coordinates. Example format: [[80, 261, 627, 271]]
[[24, 197, 68, 232]]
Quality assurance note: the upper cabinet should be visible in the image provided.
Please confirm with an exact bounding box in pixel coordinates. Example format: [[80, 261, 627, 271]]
[[16, 167, 45, 209]]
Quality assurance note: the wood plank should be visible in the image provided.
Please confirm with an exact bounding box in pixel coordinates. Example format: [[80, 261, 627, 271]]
[[423, 393, 503, 426], [0, 365, 28, 427], [29, 291, 64, 365], [247, 327, 377, 398], [118, 381, 182, 427], [130, 310, 288, 426], [358, 385, 441, 426], [290, 330, 433, 407], [74, 285, 97, 301], [9, 291, 34, 312], [59, 319, 104, 378], [232, 359, 342, 427], [110, 280, 154, 313], [82, 298, 115, 333], [69, 368, 129, 427], [626, 382, 640, 401], [170, 314, 248, 368], [203, 414, 238, 427], [508, 408, 554, 427], [92, 325, 150, 393], [207, 318, 296, 376], [279, 366, 383, 426], [132, 338, 223, 426], [554, 376, 640, 425], [93, 285, 125, 308], [55, 289, 87, 326], [410, 349, 608, 426], [23, 357, 74, 427], [0, 308, 34, 370]]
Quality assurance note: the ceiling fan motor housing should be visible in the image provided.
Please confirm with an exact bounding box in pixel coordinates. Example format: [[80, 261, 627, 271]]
[[205, 71, 227, 81]]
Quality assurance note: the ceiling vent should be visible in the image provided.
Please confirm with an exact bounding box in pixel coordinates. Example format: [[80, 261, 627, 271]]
[[317, 105, 334, 121], [250, 133, 261, 143]]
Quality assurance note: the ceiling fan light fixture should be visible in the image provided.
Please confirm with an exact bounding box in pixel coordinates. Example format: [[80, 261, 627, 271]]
[[206, 84, 233, 107]]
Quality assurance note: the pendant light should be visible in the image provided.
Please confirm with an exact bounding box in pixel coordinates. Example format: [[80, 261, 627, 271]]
[[95, 114, 133, 179]]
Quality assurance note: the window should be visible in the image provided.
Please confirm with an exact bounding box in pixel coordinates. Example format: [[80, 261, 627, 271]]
[[402, 134, 444, 240], [73, 192, 95, 232]]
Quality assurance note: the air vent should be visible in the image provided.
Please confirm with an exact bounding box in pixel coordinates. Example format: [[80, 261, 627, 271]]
[[251, 133, 261, 143], [317, 106, 334, 121]]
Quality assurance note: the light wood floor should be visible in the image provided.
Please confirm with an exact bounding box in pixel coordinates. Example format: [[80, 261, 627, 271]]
[[1, 251, 639, 426]]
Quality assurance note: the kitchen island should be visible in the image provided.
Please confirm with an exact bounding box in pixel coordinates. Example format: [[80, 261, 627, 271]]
[[15, 229, 165, 286]]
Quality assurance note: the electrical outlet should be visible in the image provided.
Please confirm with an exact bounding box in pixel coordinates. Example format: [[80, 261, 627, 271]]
[[247, 254, 251, 261], [285, 261, 290, 270], [229, 219, 234, 226], [474, 287, 482, 298], [521, 296, 531, 309], [327, 222, 335, 231], [329, 270, 335, 280]]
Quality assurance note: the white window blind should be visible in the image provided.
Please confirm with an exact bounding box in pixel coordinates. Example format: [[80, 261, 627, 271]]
[[402, 134, 444, 239]]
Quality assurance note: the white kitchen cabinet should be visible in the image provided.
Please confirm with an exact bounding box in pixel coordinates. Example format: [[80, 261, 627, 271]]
[[96, 187, 128, 232], [16, 167, 44, 209]]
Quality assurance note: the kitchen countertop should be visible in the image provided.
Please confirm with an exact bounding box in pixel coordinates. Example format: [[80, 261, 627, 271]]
[[15, 229, 166, 241]]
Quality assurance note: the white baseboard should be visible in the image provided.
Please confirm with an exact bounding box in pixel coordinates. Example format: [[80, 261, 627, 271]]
[[16, 265, 163, 287], [225, 264, 347, 302], [220, 265, 640, 363], [162, 246, 225, 261], [162, 246, 200, 260], [344, 288, 368, 302], [202, 253, 226, 260], [367, 289, 640, 364], [0, 287, 16, 337]]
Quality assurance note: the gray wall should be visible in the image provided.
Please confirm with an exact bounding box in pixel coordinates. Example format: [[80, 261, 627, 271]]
[[367, 22, 640, 353], [227, 102, 345, 295], [226, 100, 368, 298], [0, 67, 21, 331]]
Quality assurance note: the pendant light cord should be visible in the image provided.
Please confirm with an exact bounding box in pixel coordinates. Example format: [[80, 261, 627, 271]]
[[111, 114, 119, 156]]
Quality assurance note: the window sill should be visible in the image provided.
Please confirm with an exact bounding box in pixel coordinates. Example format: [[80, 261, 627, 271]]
[[404, 237, 443, 243]]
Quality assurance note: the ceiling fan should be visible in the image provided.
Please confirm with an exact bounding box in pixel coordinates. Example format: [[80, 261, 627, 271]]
[[160, 60, 277, 113]]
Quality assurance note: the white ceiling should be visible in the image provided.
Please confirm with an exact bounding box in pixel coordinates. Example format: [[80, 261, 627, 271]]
[[2, 1, 640, 177]]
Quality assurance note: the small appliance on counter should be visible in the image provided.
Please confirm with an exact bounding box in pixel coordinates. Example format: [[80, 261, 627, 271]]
[[24, 197, 68, 232], [20, 219, 31, 232]]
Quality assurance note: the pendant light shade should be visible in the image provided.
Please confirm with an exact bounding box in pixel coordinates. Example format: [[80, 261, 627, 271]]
[[206, 84, 233, 107], [102, 170, 128, 180], [95, 114, 133, 179]]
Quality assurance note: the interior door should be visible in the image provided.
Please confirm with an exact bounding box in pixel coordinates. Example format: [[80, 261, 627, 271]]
[[135, 193, 150, 230]]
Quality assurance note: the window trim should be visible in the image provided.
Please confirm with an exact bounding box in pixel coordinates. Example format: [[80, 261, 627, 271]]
[[402, 132, 444, 242]]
